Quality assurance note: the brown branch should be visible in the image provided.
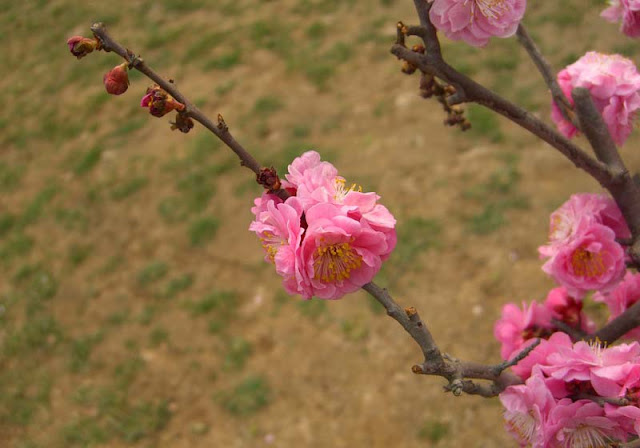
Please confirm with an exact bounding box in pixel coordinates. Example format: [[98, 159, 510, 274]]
[[515, 24, 577, 127], [551, 318, 587, 342], [90, 22, 288, 201], [592, 300, 640, 345]]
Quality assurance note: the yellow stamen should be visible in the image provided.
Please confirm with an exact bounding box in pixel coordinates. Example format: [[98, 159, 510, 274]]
[[313, 241, 362, 282], [570, 247, 606, 278]]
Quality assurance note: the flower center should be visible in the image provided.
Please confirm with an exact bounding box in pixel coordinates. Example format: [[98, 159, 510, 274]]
[[570, 247, 606, 278], [313, 241, 362, 282], [334, 178, 362, 202], [561, 423, 610, 448], [260, 231, 283, 263], [473, 0, 509, 20], [505, 410, 536, 445]]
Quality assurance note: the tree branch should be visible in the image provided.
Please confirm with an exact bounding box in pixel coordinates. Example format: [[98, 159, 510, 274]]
[[592, 300, 640, 345], [515, 24, 576, 127]]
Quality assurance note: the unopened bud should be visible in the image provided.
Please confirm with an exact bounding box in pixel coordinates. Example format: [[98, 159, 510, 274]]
[[257, 167, 281, 192], [67, 36, 100, 59], [103, 63, 129, 95]]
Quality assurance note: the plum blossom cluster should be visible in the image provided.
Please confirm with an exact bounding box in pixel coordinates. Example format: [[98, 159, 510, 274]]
[[551, 52, 640, 146], [538, 193, 629, 298], [500, 336, 640, 447], [250, 151, 396, 300], [494, 193, 640, 446], [428, 0, 527, 47]]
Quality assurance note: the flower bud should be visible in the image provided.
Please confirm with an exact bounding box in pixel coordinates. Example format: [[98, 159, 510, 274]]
[[140, 85, 185, 117], [170, 113, 194, 133], [67, 36, 100, 59], [103, 63, 129, 95]]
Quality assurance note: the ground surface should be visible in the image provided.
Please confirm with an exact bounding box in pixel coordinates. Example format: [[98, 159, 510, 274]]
[[1, 0, 639, 447]]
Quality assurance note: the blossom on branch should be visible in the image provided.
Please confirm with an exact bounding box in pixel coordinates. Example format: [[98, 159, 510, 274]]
[[428, 0, 527, 47], [539, 194, 627, 297], [601, 0, 640, 38], [551, 52, 640, 146], [250, 151, 396, 300]]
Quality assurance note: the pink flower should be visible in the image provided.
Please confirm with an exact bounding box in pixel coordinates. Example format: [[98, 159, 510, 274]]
[[551, 52, 640, 146], [494, 301, 554, 361], [595, 272, 640, 340], [602, 0, 640, 38], [511, 332, 573, 381], [548, 399, 627, 446], [294, 203, 389, 299], [541, 221, 626, 297], [500, 371, 556, 447], [103, 63, 129, 95], [605, 404, 640, 436], [249, 194, 305, 295], [544, 286, 595, 334], [428, 0, 527, 47], [539, 193, 630, 259]]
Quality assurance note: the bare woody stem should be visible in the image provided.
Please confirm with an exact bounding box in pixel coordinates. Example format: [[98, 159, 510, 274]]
[[90, 22, 288, 201], [86, 21, 522, 397], [401, 1, 640, 345], [515, 24, 576, 127]]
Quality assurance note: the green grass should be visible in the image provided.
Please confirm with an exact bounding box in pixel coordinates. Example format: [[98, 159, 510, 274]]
[[161, 273, 194, 299], [149, 327, 169, 347], [110, 176, 148, 200], [20, 185, 59, 227], [218, 376, 270, 416], [68, 243, 93, 267], [417, 420, 450, 443], [137, 260, 169, 286], [73, 145, 102, 176], [188, 216, 219, 246], [297, 298, 328, 320], [69, 333, 103, 372], [466, 105, 504, 143], [203, 49, 242, 71], [186, 290, 236, 317], [252, 96, 285, 115], [249, 20, 291, 58], [0, 162, 25, 191], [223, 337, 253, 371]]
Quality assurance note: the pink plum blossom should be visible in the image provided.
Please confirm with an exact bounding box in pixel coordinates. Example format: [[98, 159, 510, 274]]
[[539, 193, 630, 259], [544, 286, 595, 334], [251, 151, 397, 300], [499, 371, 557, 447], [595, 272, 640, 340], [541, 221, 626, 298], [605, 404, 640, 436], [249, 194, 305, 294], [511, 332, 573, 381], [551, 52, 640, 146], [547, 399, 627, 447], [428, 0, 527, 47], [602, 0, 640, 38], [494, 301, 554, 361], [296, 203, 388, 299]]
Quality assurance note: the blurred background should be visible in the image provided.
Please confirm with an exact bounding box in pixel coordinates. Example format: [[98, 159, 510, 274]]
[[1, 0, 639, 446]]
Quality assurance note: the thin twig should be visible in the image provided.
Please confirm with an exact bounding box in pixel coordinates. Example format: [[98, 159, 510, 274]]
[[515, 24, 577, 127]]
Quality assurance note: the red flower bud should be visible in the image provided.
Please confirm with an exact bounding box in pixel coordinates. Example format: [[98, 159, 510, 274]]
[[67, 36, 99, 59], [103, 63, 129, 95], [140, 85, 185, 117]]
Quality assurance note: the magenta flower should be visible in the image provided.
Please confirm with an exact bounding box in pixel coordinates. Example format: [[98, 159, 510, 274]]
[[544, 286, 595, 334], [548, 399, 627, 446], [140, 85, 185, 117], [499, 372, 556, 447], [602, 0, 640, 38], [595, 272, 640, 340], [511, 332, 573, 381], [297, 203, 388, 299], [494, 301, 554, 361], [551, 52, 640, 146], [428, 0, 527, 47], [250, 151, 396, 300], [539, 193, 629, 259], [103, 63, 129, 95], [541, 221, 626, 298], [606, 404, 640, 437]]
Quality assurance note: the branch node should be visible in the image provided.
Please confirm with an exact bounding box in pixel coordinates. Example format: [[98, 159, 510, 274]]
[[217, 114, 228, 132]]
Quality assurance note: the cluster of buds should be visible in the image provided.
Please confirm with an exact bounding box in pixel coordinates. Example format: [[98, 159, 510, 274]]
[[140, 85, 185, 118], [400, 44, 425, 75], [420, 74, 470, 131], [67, 33, 193, 133]]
